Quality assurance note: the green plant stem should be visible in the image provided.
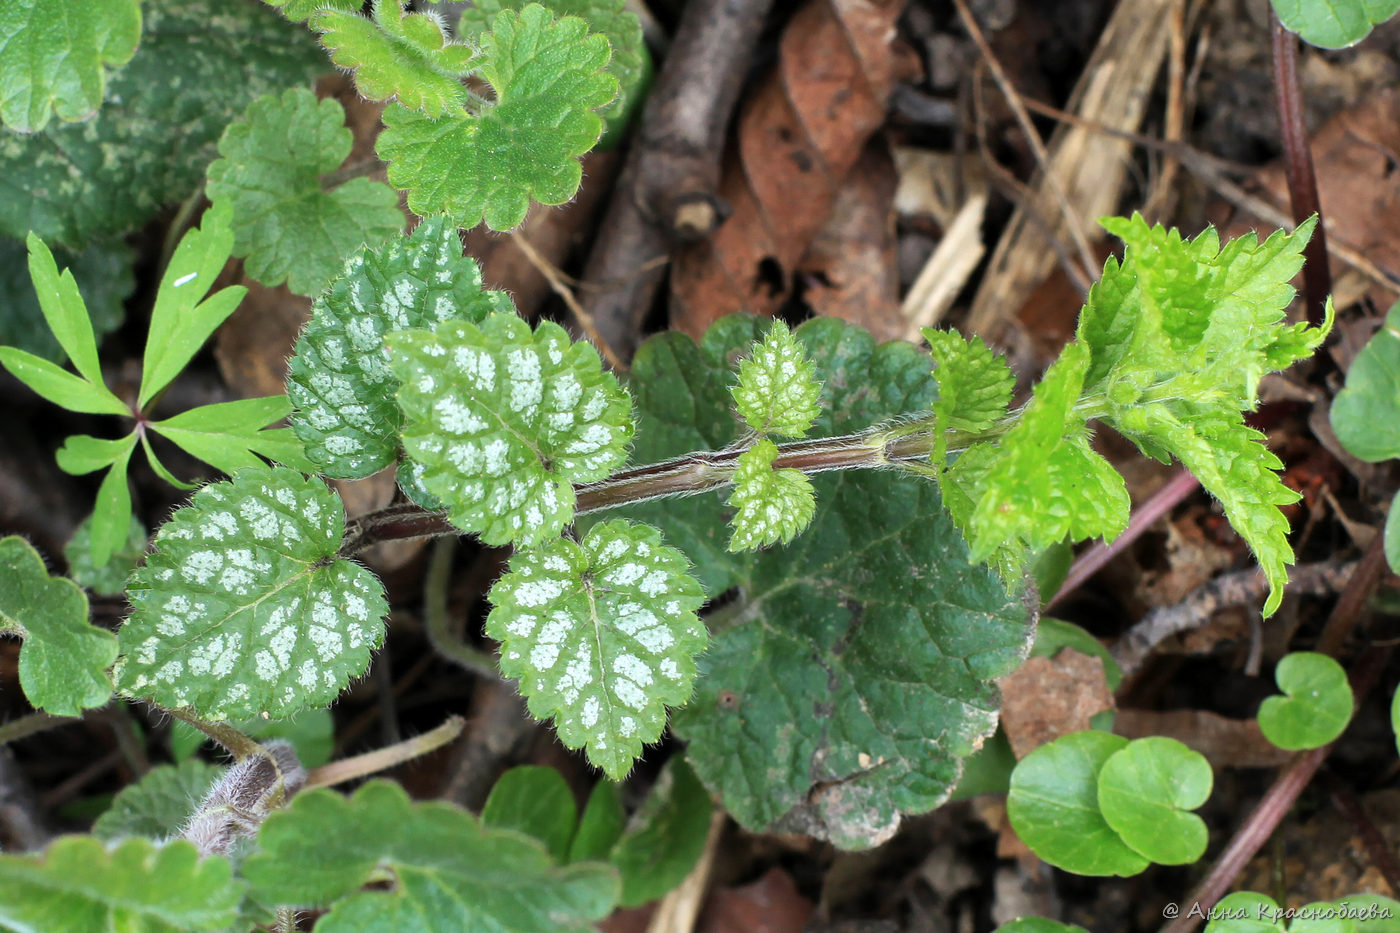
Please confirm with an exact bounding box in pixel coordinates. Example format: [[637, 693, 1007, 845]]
[[303, 715, 465, 790], [424, 537, 498, 679], [0, 711, 75, 746], [163, 707, 263, 760]]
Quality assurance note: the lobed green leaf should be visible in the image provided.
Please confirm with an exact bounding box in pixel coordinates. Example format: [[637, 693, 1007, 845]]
[[287, 217, 512, 478], [150, 396, 318, 477], [0, 236, 132, 365], [731, 320, 822, 437], [487, 520, 707, 779], [377, 3, 618, 230], [113, 467, 387, 720], [726, 438, 816, 551], [206, 88, 404, 296], [923, 326, 1014, 468], [388, 313, 633, 546]]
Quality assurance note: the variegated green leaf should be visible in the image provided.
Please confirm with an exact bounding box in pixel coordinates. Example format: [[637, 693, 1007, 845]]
[[731, 320, 822, 438], [726, 439, 815, 551]]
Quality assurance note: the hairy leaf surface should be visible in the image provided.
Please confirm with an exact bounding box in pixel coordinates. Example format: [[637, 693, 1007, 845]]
[[487, 520, 706, 779], [288, 218, 512, 478], [389, 314, 633, 546], [922, 326, 1013, 467], [313, 0, 477, 117], [260, 0, 361, 22], [732, 320, 822, 437], [726, 439, 816, 551], [244, 780, 619, 931], [605, 316, 1031, 848], [93, 759, 224, 842], [114, 468, 387, 720], [0, 536, 117, 715], [377, 3, 617, 230], [206, 88, 403, 296], [0, 0, 325, 248], [0, 0, 141, 133], [0, 836, 242, 932]]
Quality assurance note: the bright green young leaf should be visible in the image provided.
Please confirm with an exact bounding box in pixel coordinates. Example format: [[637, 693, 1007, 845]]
[[458, 0, 650, 146], [923, 326, 1014, 468], [0, 836, 242, 932], [312, 0, 478, 117], [731, 320, 822, 437], [1204, 892, 1287, 932], [1096, 736, 1212, 865], [483, 765, 579, 863], [1258, 651, 1354, 751], [569, 781, 625, 864], [244, 780, 619, 930], [260, 0, 361, 22], [0, 536, 116, 715], [1006, 731, 1149, 876], [53, 430, 139, 568], [1331, 301, 1400, 463], [206, 88, 404, 296], [92, 759, 224, 842], [609, 316, 1031, 849], [65, 513, 145, 596], [137, 202, 246, 408], [0, 0, 326, 248], [1270, 0, 1400, 48], [113, 467, 388, 720], [610, 756, 711, 907], [0, 236, 132, 364], [1346, 895, 1400, 930], [377, 3, 618, 230], [0, 0, 141, 133], [389, 314, 633, 547], [995, 921, 1090, 933], [1387, 497, 1400, 576], [487, 520, 707, 780], [170, 708, 336, 769], [150, 396, 317, 476], [726, 439, 816, 551], [287, 217, 513, 478], [0, 345, 129, 416]]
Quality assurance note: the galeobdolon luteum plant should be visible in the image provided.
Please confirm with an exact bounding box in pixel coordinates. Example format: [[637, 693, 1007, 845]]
[[0, 0, 1337, 928]]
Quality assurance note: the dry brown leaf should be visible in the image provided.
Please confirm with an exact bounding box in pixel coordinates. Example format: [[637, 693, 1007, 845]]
[[214, 280, 310, 400], [997, 648, 1114, 760], [696, 867, 814, 933], [669, 0, 913, 337]]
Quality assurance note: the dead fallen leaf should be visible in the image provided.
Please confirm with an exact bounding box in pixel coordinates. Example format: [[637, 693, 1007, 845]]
[[997, 648, 1114, 760], [213, 279, 310, 400], [696, 867, 814, 933]]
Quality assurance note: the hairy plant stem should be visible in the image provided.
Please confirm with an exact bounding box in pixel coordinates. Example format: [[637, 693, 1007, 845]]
[[162, 706, 263, 761]]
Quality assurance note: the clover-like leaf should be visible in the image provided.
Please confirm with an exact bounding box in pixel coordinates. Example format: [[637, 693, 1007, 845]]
[[0, 536, 117, 715], [388, 314, 633, 546], [487, 520, 706, 779], [1332, 301, 1400, 464], [93, 759, 224, 843], [377, 3, 618, 230], [0, 236, 133, 365], [1258, 651, 1354, 751], [1096, 736, 1212, 865], [0, 0, 141, 133], [0, 836, 242, 932], [313, 0, 478, 117], [607, 316, 1032, 849], [260, 0, 361, 23], [458, 0, 651, 146], [0, 0, 326, 249], [206, 88, 404, 296], [731, 320, 822, 437], [244, 780, 619, 931], [483, 766, 579, 862], [287, 217, 513, 478], [65, 513, 146, 597], [1006, 730, 1149, 877], [923, 326, 1014, 467], [726, 439, 816, 551], [113, 467, 388, 720], [1271, 0, 1400, 48]]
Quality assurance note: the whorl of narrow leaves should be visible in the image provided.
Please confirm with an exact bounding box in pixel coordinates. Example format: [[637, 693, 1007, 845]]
[[312, 0, 478, 117], [0, 0, 141, 133], [726, 440, 816, 551], [0, 836, 242, 932], [487, 521, 707, 779], [287, 218, 513, 478], [0, 536, 117, 716], [206, 87, 403, 296], [731, 320, 822, 437], [923, 326, 1013, 468], [388, 314, 633, 547], [376, 3, 618, 230], [243, 780, 620, 931], [114, 468, 387, 720]]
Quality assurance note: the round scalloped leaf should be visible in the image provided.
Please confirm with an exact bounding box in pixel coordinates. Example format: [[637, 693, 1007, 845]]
[[487, 520, 706, 779], [1006, 731, 1149, 877], [113, 467, 387, 720], [1257, 651, 1354, 751], [1096, 737, 1212, 865], [726, 439, 816, 551], [0, 0, 141, 133], [244, 780, 619, 930], [731, 320, 822, 437], [0, 0, 326, 249], [0, 536, 117, 716], [0, 836, 242, 932], [387, 314, 633, 547], [288, 217, 513, 478], [206, 87, 404, 297], [93, 759, 224, 843], [376, 4, 618, 230], [457, 0, 650, 147]]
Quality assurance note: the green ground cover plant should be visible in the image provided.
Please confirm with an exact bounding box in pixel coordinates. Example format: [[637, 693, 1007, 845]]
[[0, 1, 1376, 930]]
